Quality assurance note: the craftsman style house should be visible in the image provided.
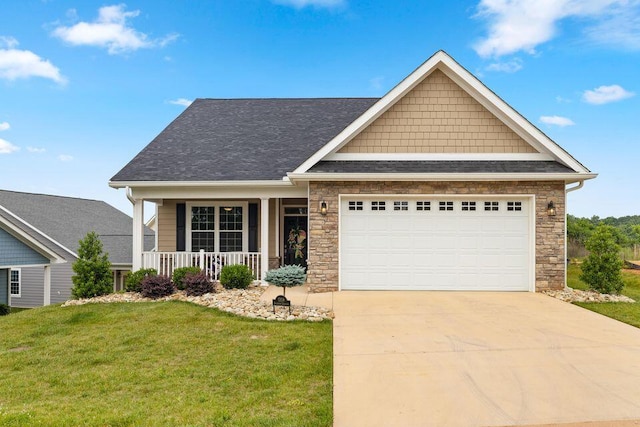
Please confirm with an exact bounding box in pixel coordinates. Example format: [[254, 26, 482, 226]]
[[110, 51, 595, 292]]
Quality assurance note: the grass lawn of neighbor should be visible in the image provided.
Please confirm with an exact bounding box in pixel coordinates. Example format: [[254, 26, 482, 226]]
[[0, 301, 333, 426], [567, 263, 640, 328]]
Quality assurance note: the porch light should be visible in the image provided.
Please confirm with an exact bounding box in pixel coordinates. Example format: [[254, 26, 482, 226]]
[[547, 201, 556, 216], [223, 206, 233, 212], [320, 201, 328, 216]]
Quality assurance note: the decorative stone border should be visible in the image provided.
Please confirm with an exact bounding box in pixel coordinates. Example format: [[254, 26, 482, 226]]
[[62, 286, 333, 322], [542, 288, 635, 303]]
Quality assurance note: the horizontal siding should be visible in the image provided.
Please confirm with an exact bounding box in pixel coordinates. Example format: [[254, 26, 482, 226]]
[[0, 269, 7, 305], [0, 227, 50, 266], [51, 263, 74, 304], [158, 201, 177, 251], [10, 266, 45, 308]]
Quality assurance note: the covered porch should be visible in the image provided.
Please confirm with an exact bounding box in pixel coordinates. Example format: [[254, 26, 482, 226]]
[[129, 183, 311, 283]]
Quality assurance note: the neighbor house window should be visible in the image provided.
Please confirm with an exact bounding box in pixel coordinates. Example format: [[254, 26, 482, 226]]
[[10, 268, 20, 297], [188, 203, 247, 252]]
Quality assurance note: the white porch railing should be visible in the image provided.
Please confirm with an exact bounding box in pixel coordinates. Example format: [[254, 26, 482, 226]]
[[142, 250, 262, 281]]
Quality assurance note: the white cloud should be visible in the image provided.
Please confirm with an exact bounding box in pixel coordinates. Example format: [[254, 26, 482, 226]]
[[473, 0, 640, 58], [272, 0, 345, 8], [582, 84, 635, 104], [168, 98, 193, 107], [58, 154, 73, 161], [0, 121, 9, 131], [0, 138, 19, 154], [540, 115, 576, 126], [27, 146, 46, 153], [369, 76, 384, 91], [52, 4, 178, 55], [485, 58, 523, 73], [0, 37, 66, 84]]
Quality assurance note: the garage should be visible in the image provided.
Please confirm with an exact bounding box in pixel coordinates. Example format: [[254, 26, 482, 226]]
[[339, 196, 533, 291]]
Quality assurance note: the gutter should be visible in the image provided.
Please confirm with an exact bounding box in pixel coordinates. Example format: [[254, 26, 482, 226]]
[[288, 172, 598, 183]]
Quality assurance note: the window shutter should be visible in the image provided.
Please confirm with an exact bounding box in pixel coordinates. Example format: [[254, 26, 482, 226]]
[[176, 203, 186, 251], [248, 203, 258, 252]]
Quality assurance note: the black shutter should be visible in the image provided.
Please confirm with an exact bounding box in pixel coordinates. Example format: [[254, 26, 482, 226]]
[[248, 203, 258, 252], [176, 203, 186, 251]]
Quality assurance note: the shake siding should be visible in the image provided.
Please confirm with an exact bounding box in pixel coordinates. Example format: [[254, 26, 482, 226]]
[[338, 69, 537, 154], [0, 227, 50, 266]]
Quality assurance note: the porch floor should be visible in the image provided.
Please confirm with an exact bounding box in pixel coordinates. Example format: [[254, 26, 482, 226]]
[[259, 285, 334, 311]]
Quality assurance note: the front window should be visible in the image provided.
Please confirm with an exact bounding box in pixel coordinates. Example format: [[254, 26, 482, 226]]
[[189, 203, 246, 252], [10, 268, 20, 297]]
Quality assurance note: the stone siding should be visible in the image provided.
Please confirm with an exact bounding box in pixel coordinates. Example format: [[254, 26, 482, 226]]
[[307, 181, 565, 292]]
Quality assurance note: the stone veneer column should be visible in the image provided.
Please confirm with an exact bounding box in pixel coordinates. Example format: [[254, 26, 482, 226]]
[[306, 181, 566, 293]]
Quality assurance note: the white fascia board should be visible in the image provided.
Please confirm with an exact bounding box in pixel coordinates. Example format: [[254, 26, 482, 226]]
[[126, 181, 309, 200], [0, 209, 70, 263], [288, 172, 598, 183], [323, 153, 554, 161], [292, 51, 591, 175]]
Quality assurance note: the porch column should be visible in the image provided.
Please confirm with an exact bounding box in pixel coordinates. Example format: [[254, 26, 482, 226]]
[[43, 265, 51, 306], [132, 199, 144, 271], [260, 198, 269, 283]]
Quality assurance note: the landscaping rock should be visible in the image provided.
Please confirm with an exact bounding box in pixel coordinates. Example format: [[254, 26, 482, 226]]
[[62, 284, 333, 321], [543, 288, 635, 303]]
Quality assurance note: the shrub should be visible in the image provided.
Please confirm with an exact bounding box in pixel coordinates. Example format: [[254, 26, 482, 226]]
[[264, 265, 306, 296], [172, 266, 202, 290], [0, 304, 10, 316], [219, 264, 254, 289], [140, 275, 175, 299], [184, 272, 214, 296], [125, 268, 158, 293], [71, 232, 113, 299], [580, 225, 625, 294]]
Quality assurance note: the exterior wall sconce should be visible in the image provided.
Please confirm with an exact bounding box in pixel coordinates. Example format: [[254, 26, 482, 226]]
[[320, 201, 328, 216], [547, 201, 556, 216]]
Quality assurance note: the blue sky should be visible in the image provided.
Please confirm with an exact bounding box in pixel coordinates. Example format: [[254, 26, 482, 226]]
[[0, 0, 638, 219]]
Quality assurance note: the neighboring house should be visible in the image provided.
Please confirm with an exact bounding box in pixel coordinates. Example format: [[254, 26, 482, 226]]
[[110, 51, 596, 293], [0, 190, 155, 307]]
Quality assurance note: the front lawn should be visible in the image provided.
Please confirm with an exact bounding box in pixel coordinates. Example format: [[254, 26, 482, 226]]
[[568, 263, 640, 328], [0, 302, 333, 426]]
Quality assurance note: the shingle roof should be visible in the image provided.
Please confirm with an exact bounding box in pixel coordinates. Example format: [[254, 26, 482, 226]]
[[110, 98, 379, 182], [0, 190, 154, 264], [307, 161, 576, 174]]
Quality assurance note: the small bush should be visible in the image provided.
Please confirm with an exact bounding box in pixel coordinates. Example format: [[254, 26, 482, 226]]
[[125, 268, 158, 293], [71, 232, 113, 299], [580, 225, 625, 294], [0, 304, 10, 316], [220, 264, 254, 289], [184, 272, 214, 296], [140, 275, 175, 299], [265, 265, 307, 288], [173, 266, 202, 290]]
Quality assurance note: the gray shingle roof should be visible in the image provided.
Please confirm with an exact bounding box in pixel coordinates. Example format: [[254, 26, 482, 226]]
[[0, 190, 154, 265], [111, 98, 379, 182], [307, 161, 576, 174]]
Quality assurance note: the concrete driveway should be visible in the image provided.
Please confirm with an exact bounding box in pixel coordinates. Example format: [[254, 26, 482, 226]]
[[333, 292, 640, 427]]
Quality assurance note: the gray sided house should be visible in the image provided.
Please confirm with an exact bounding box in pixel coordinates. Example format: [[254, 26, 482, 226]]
[[110, 51, 596, 293], [0, 190, 154, 307]]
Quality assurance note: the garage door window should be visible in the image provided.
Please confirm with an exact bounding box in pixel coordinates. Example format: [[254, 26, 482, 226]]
[[462, 201, 477, 211], [416, 201, 431, 211], [371, 201, 386, 211], [507, 201, 523, 211], [439, 201, 454, 211], [348, 201, 363, 211], [393, 201, 408, 211], [485, 201, 499, 211]]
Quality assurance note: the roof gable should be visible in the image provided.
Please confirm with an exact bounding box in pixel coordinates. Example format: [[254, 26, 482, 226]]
[[293, 51, 590, 174]]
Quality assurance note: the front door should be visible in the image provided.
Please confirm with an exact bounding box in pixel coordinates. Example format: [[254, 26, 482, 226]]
[[283, 215, 308, 268]]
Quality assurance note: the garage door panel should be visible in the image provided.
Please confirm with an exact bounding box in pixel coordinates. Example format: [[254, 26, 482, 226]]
[[341, 197, 531, 291]]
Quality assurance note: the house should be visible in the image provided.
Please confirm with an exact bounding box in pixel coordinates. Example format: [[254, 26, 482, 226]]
[[0, 190, 155, 307], [110, 51, 596, 292]]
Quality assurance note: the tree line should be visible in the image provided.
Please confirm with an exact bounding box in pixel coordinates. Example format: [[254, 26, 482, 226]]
[[568, 214, 640, 248]]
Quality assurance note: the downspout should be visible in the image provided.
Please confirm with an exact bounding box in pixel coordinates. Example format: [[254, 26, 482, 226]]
[[126, 186, 135, 205], [564, 181, 585, 288]]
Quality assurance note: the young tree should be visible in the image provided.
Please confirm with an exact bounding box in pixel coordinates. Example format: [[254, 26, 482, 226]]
[[580, 225, 624, 294], [71, 232, 113, 299]]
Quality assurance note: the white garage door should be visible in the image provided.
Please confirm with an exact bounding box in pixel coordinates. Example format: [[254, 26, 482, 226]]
[[340, 197, 532, 291]]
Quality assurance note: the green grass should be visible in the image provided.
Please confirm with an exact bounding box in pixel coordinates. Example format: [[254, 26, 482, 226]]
[[0, 302, 333, 426], [9, 307, 30, 314], [568, 263, 640, 328]]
